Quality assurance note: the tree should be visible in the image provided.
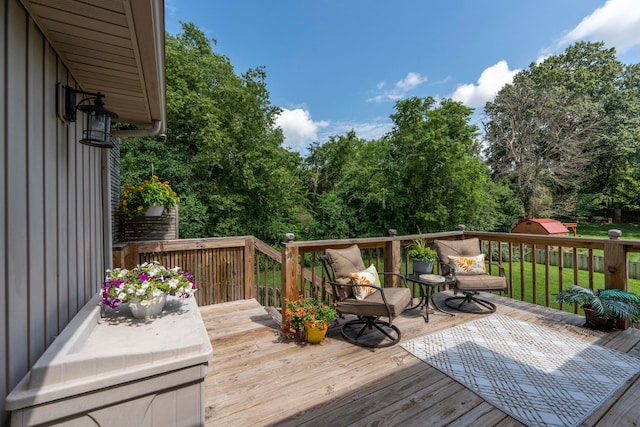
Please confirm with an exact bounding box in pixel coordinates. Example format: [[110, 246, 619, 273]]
[[121, 23, 307, 244], [484, 41, 637, 219], [387, 97, 516, 232]]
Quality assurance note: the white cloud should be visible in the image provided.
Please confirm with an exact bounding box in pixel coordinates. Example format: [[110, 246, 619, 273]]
[[558, 0, 640, 53], [450, 60, 519, 108], [396, 72, 426, 91], [274, 108, 329, 152], [367, 72, 427, 103]]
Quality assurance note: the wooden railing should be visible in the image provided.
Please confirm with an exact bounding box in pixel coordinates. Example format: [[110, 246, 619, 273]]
[[280, 229, 640, 322], [113, 228, 640, 324], [113, 236, 256, 307]]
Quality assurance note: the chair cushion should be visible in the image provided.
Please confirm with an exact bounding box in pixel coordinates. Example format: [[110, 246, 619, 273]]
[[435, 238, 481, 276], [448, 254, 486, 273], [455, 273, 507, 291], [337, 287, 411, 318], [350, 264, 380, 300], [326, 245, 366, 299]]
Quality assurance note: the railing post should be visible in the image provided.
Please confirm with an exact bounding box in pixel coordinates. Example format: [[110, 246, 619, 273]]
[[604, 229, 626, 291], [244, 237, 255, 299], [385, 229, 401, 287], [112, 243, 128, 268], [604, 229, 627, 329], [123, 242, 138, 269], [282, 233, 298, 324]]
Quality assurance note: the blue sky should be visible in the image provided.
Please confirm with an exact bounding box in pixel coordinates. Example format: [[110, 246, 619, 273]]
[[165, 0, 640, 154]]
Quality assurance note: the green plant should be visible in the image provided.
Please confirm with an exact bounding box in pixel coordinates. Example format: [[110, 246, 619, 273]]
[[555, 285, 640, 322], [283, 296, 338, 339], [120, 175, 180, 217], [101, 261, 196, 308], [407, 238, 438, 262]]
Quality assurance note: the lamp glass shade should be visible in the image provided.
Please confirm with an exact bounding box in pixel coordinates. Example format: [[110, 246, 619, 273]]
[[78, 98, 118, 148]]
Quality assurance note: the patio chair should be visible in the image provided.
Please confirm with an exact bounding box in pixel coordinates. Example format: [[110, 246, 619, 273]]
[[434, 238, 507, 313], [321, 244, 412, 348]]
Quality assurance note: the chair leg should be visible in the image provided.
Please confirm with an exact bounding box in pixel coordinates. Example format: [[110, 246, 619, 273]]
[[341, 317, 401, 348], [444, 291, 496, 314]]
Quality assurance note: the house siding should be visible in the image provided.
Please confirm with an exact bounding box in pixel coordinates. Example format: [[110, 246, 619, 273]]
[[1, 0, 109, 420]]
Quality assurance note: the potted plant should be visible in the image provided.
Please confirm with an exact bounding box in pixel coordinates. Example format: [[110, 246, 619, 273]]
[[407, 237, 438, 275], [102, 261, 197, 318], [555, 285, 640, 331], [120, 175, 180, 217], [283, 296, 338, 343]]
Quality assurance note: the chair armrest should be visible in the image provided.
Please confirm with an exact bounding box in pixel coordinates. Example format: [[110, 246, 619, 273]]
[[487, 261, 505, 277]]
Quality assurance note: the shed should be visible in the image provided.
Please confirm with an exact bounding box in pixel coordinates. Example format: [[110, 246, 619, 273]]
[[511, 218, 572, 236]]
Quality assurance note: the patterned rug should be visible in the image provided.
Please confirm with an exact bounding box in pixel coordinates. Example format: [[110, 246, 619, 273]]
[[401, 315, 640, 427]]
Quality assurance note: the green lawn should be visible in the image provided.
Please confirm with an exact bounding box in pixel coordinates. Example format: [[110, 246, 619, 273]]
[[574, 221, 640, 262], [575, 221, 640, 239]]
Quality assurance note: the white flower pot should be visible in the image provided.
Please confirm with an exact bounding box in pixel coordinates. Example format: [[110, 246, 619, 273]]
[[129, 293, 167, 318], [144, 204, 164, 216]]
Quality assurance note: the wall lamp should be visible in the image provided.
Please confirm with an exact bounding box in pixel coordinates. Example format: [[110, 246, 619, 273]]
[[58, 84, 119, 148]]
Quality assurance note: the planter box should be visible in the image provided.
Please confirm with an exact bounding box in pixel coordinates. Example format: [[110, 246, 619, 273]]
[[584, 306, 615, 331], [5, 294, 212, 426]]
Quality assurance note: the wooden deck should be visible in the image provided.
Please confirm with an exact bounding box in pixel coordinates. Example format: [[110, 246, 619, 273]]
[[200, 292, 640, 426]]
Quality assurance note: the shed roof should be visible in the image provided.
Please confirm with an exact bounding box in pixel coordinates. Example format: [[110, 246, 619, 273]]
[[514, 218, 570, 234]]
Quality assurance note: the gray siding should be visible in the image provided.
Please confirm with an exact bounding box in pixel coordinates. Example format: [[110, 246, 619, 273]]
[[1, 0, 109, 419]]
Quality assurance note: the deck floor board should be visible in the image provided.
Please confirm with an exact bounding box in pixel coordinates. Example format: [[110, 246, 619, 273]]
[[201, 292, 640, 426]]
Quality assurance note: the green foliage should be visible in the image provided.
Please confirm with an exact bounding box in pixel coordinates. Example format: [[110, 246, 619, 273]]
[[407, 238, 437, 261], [283, 297, 338, 338], [121, 23, 307, 244], [387, 97, 513, 233], [119, 26, 639, 243], [485, 41, 640, 218], [555, 285, 640, 321], [120, 176, 179, 217]]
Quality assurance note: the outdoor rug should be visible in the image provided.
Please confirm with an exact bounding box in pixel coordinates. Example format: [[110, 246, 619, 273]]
[[401, 314, 640, 427]]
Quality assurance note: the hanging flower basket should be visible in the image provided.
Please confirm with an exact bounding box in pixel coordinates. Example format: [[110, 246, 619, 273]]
[[120, 175, 179, 218], [144, 204, 165, 216]]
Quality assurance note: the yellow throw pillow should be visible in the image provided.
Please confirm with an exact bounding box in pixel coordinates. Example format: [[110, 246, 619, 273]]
[[350, 264, 380, 300], [448, 254, 486, 273]]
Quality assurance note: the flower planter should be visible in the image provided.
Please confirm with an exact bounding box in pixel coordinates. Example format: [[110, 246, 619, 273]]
[[144, 204, 164, 216], [129, 293, 167, 318], [584, 306, 615, 331], [305, 322, 329, 343], [412, 259, 434, 275]]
